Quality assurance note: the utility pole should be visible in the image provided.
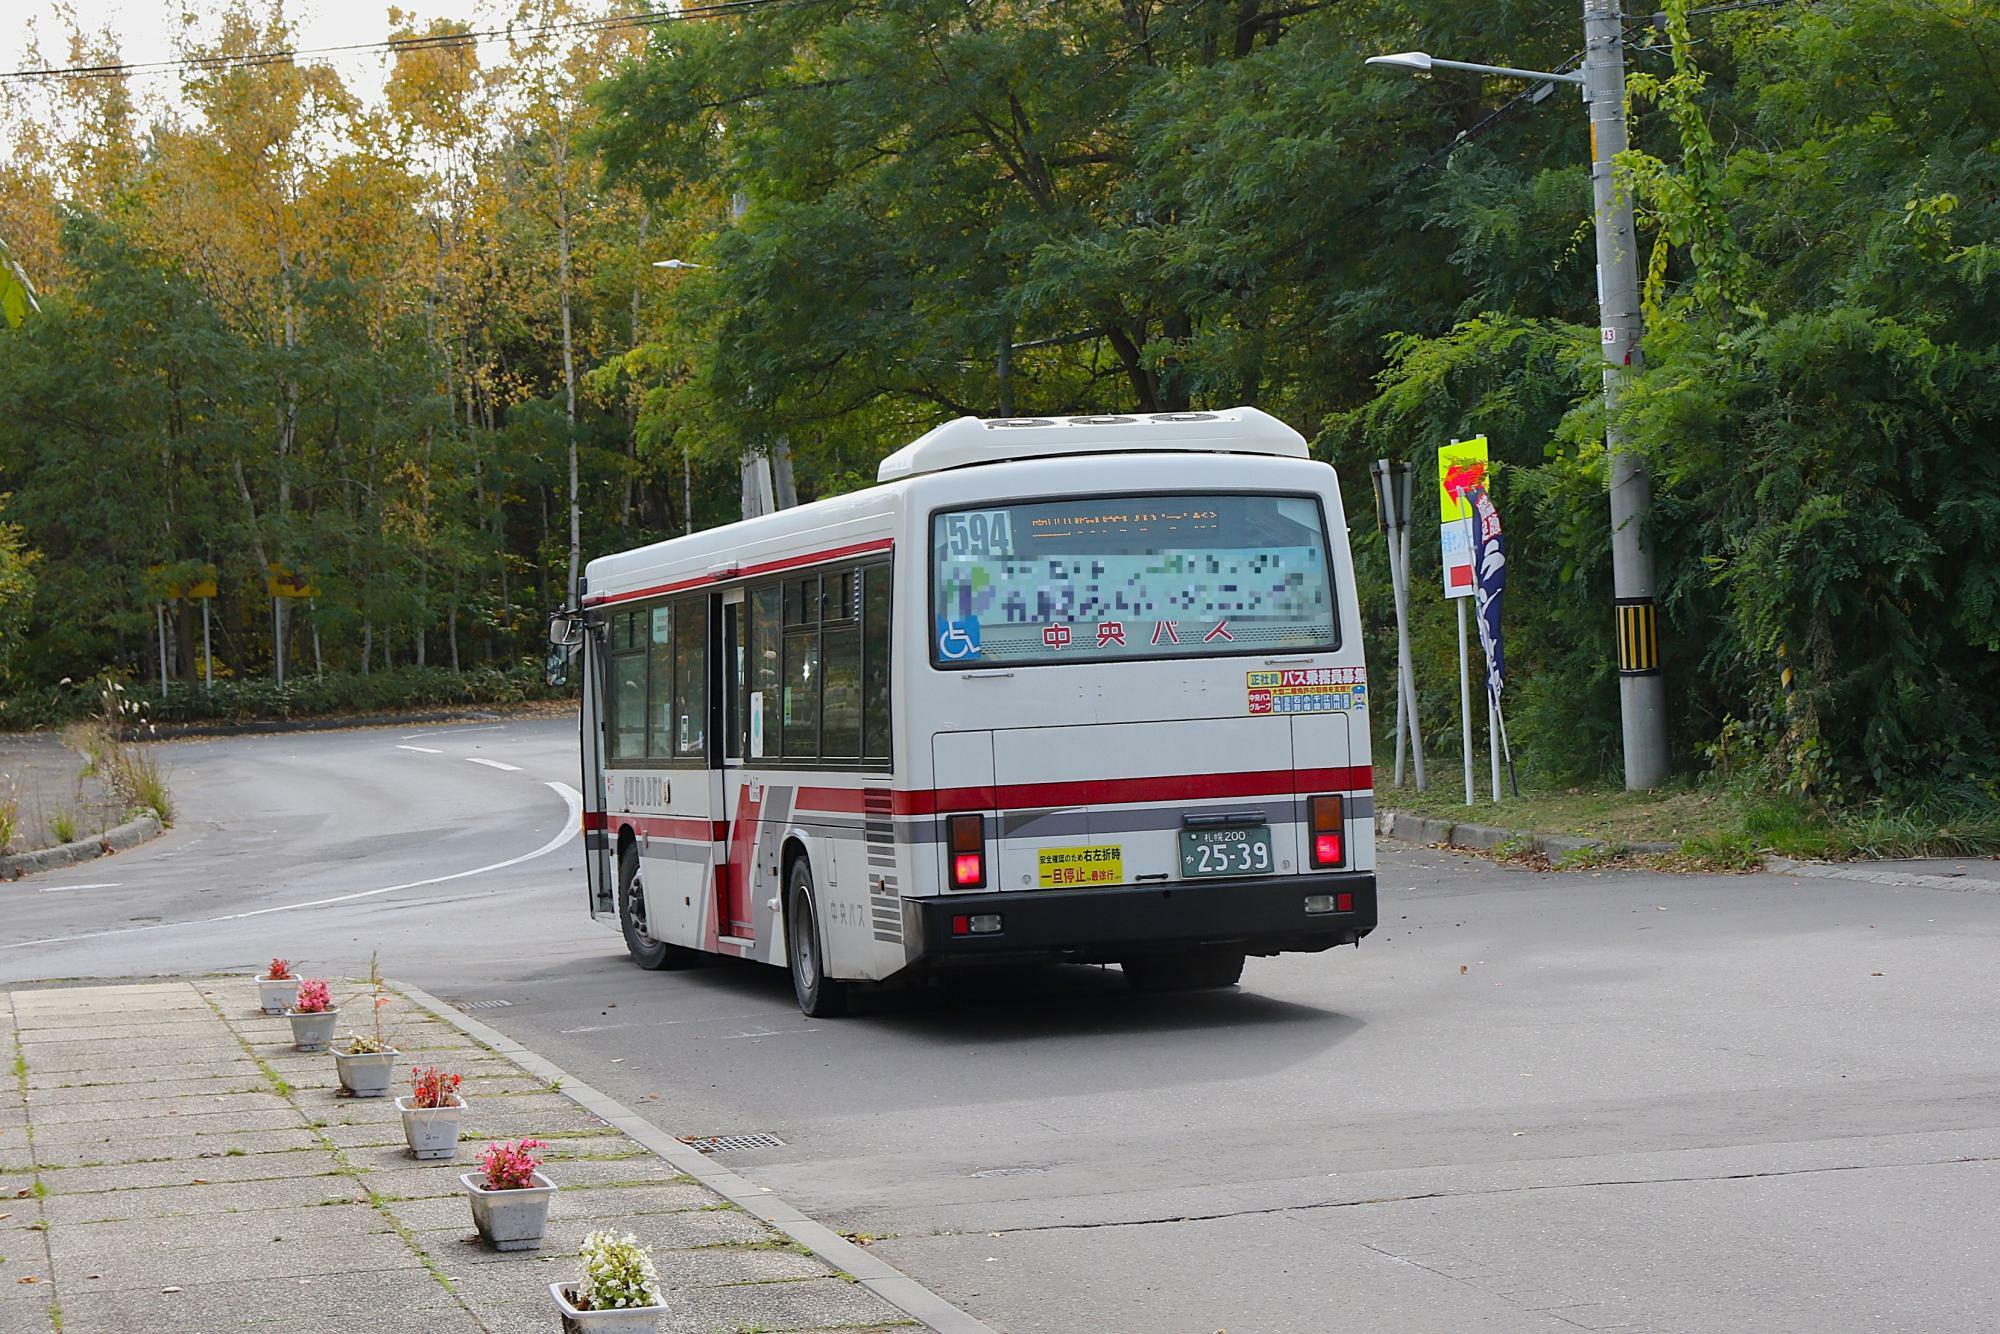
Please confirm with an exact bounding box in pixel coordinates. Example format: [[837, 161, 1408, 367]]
[[1582, 0, 1668, 788]]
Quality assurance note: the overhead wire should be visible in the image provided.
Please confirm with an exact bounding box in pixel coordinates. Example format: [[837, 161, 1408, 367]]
[[0, 0, 815, 84]]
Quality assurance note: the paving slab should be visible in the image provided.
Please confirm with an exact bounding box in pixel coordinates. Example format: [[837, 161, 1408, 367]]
[[51, 1268, 480, 1334], [24, 1057, 260, 1089], [24, 1074, 267, 1106], [48, 1215, 419, 1292], [38, 1146, 345, 1195], [30, 1125, 321, 1168], [39, 1173, 369, 1225]]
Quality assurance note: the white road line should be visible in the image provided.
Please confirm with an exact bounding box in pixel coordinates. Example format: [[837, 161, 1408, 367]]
[[466, 757, 522, 772], [36, 882, 122, 894], [397, 744, 443, 754], [400, 723, 506, 740], [1, 782, 583, 952]]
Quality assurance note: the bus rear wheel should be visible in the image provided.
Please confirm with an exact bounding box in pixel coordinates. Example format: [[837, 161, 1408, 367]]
[[619, 842, 697, 971], [786, 860, 851, 1018], [1122, 946, 1246, 993]]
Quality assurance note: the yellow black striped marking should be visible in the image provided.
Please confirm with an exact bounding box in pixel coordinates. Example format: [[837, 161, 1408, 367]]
[[1616, 599, 1660, 675]]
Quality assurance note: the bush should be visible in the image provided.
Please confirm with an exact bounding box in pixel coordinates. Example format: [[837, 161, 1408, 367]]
[[0, 662, 565, 731]]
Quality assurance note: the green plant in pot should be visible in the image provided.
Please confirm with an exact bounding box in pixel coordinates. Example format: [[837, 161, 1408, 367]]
[[551, 1230, 668, 1330], [331, 953, 400, 1097]]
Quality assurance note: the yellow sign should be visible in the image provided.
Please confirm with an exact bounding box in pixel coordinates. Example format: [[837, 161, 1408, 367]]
[[266, 565, 320, 600], [1437, 436, 1490, 523], [1036, 844, 1123, 889], [147, 564, 218, 600]]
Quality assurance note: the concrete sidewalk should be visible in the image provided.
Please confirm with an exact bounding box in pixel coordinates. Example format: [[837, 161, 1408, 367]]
[[0, 980, 917, 1334]]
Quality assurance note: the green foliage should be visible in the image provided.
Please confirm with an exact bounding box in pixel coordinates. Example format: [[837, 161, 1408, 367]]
[[2, 662, 555, 730], [0, 496, 36, 691]]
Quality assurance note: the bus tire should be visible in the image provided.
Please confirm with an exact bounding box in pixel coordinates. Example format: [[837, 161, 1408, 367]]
[[786, 860, 851, 1018], [1122, 946, 1246, 992], [619, 841, 694, 971]]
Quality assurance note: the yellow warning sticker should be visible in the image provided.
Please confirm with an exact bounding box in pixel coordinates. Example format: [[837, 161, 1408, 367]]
[[1037, 844, 1124, 889]]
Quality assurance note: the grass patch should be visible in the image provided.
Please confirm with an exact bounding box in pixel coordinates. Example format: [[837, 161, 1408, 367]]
[[1379, 759, 2000, 865]]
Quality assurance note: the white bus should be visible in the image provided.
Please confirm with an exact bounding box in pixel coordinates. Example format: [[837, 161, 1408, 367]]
[[555, 408, 1377, 1015]]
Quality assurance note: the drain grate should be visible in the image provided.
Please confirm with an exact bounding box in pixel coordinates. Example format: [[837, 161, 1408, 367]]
[[680, 1132, 786, 1154], [454, 998, 513, 1010]]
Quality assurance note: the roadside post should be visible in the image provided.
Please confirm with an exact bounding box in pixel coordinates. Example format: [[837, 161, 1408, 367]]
[[267, 566, 319, 687], [1438, 438, 1489, 806], [1370, 459, 1426, 790]]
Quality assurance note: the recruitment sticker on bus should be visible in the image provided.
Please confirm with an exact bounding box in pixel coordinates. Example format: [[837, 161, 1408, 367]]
[[1246, 667, 1367, 715], [1037, 844, 1124, 889]]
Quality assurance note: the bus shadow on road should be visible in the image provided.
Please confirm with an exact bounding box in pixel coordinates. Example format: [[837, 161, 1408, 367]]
[[860, 964, 1361, 1047]]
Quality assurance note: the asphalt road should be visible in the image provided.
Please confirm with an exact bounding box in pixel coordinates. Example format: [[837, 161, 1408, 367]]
[[4, 715, 1997, 1333]]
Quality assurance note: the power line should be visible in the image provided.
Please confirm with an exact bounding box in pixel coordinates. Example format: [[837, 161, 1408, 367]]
[[0, 0, 809, 84]]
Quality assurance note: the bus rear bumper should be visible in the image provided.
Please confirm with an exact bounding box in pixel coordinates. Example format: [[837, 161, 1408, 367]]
[[908, 872, 1377, 967]]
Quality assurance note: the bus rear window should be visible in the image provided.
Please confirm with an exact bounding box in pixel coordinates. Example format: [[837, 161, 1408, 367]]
[[931, 493, 1337, 667]]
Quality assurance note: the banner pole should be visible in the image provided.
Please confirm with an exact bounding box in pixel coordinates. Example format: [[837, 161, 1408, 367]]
[[1400, 521, 1426, 790], [1488, 691, 1502, 801], [1496, 698, 1521, 797], [202, 597, 212, 690], [157, 602, 168, 699], [1457, 598, 1473, 806]]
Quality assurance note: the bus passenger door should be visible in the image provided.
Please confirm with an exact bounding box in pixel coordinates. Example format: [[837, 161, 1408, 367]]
[[578, 613, 614, 918], [717, 589, 757, 941]]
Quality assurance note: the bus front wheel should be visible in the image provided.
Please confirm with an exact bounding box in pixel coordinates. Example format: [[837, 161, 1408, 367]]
[[786, 860, 851, 1018], [619, 842, 695, 971], [1122, 946, 1246, 992]]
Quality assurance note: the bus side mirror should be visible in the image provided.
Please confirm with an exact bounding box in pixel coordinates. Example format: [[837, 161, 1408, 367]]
[[546, 611, 583, 688]]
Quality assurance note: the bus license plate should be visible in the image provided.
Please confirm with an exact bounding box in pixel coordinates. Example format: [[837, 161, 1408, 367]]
[[1178, 826, 1273, 879]]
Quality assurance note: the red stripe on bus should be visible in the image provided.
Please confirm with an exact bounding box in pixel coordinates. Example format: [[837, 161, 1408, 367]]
[[582, 810, 607, 831], [784, 766, 1374, 817], [616, 813, 727, 842], [584, 538, 894, 607]]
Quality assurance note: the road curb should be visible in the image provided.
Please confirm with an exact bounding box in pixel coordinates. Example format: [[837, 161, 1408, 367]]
[[135, 706, 515, 740], [0, 812, 162, 880], [1769, 857, 2000, 895], [1376, 808, 1677, 859], [394, 981, 998, 1334]]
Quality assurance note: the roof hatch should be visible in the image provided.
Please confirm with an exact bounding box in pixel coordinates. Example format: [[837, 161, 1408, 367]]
[[875, 407, 1310, 483]]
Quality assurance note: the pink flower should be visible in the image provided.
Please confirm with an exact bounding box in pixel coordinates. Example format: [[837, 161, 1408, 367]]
[[479, 1138, 549, 1191], [293, 978, 332, 1014], [266, 957, 293, 980], [409, 1066, 463, 1110]]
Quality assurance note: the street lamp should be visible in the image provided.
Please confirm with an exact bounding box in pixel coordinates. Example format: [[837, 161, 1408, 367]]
[[1367, 1, 1669, 791]]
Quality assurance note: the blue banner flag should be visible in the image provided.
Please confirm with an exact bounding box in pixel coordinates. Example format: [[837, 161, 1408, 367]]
[[1467, 486, 1506, 702]]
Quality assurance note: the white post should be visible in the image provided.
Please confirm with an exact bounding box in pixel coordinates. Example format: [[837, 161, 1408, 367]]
[[273, 597, 284, 688], [1488, 692, 1502, 800], [310, 599, 322, 676], [156, 602, 168, 699], [1397, 521, 1426, 790], [1393, 660, 1407, 788], [202, 597, 213, 689], [1457, 598, 1474, 805]]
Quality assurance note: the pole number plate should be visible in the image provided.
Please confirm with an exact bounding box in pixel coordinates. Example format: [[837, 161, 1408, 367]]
[[1178, 826, 1273, 879]]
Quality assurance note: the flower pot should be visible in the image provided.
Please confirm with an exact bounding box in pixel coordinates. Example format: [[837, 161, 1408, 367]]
[[257, 975, 297, 1015], [284, 1008, 339, 1052], [550, 1282, 667, 1332], [462, 1170, 556, 1251], [396, 1093, 465, 1161], [333, 1046, 400, 1098]]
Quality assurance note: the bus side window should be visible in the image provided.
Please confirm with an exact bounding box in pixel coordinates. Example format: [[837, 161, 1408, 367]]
[[610, 611, 647, 762], [674, 597, 707, 759], [645, 605, 675, 759], [822, 589, 861, 761], [750, 585, 782, 758], [863, 564, 891, 761]]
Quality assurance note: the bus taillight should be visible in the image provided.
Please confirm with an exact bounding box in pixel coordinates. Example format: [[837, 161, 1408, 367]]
[[949, 813, 987, 889], [1309, 795, 1346, 868]]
